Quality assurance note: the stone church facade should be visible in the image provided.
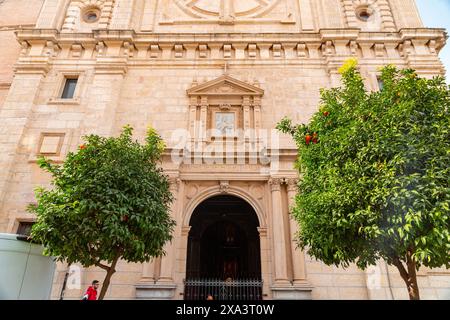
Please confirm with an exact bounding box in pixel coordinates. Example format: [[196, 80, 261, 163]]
[[0, 0, 448, 299]]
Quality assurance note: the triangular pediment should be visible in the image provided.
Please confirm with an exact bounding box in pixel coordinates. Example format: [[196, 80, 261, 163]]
[[187, 75, 264, 97]]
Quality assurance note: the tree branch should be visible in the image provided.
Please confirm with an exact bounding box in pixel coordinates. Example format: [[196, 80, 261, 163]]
[[86, 243, 110, 271], [392, 256, 410, 285], [95, 247, 122, 272], [95, 261, 110, 271]]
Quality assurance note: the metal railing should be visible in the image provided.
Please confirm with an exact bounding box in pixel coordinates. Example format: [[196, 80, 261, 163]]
[[184, 278, 263, 301]]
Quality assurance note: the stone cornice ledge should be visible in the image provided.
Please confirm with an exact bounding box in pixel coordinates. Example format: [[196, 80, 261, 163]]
[[14, 56, 52, 75], [319, 28, 360, 41], [15, 28, 447, 45], [94, 56, 128, 75], [15, 28, 59, 42], [399, 28, 448, 40]]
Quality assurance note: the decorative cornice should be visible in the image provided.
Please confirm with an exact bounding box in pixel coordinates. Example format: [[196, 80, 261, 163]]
[[11, 28, 447, 75], [15, 28, 446, 47]]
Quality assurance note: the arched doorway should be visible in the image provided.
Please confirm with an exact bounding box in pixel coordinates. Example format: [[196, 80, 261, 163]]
[[184, 195, 262, 300]]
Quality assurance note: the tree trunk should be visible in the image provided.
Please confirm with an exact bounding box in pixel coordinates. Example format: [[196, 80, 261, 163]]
[[407, 279, 420, 300], [59, 264, 70, 300], [406, 250, 420, 300], [392, 254, 421, 300], [98, 256, 120, 300]]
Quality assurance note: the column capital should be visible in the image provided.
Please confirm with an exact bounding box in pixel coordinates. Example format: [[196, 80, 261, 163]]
[[285, 178, 299, 192], [269, 178, 282, 192], [242, 95, 251, 106], [257, 227, 268, 237], [200, 96, 208, 106], [181, 226, 191, 236], [169, 178, 181, 192]]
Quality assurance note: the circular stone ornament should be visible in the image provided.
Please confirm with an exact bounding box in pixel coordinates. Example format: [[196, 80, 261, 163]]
[[356, 5, 374, 22], [82, 7, 101, 23]]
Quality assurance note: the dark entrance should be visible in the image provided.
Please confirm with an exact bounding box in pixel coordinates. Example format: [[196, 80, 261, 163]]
[[184, 195, 262, 300]]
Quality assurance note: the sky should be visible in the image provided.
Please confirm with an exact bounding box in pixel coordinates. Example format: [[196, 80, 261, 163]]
[[416, 0, 450, 82]]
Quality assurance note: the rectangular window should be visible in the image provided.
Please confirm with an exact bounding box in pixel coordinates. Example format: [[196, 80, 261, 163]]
[[17, 222, 34, 236], [61, 78, 78, 99]]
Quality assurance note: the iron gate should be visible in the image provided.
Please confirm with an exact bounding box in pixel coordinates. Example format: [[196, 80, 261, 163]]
[[184, 278, 263, 301]]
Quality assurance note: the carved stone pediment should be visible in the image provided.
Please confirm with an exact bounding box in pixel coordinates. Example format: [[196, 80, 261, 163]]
[[187, 75, 264, 97], [186, 74, 264, 145]]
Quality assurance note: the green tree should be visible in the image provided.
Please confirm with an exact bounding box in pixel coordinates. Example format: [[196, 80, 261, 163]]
[[28, 126, 175, 300], [277, 60, 450, 300]]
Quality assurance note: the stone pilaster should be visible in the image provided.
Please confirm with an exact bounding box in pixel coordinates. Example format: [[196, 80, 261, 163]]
[[378, 0, 396, 32], [242, 96, 251, 132], [80, 53, 127, 137], [286, 178, 310, 286], [110, 0, 135, 29], [269, 178, 290, 286], [258, 227, 271, 299], [158, 178, 181, 284], [61, 2, 80, 32], [36, 0, 70, 29], [139, 259, 156, 283], [199, 97, 208, 147], [136, 178, 182, 299], [140, 0, 156, 32], [253, 97, 262, 139], [0, 60, 50, 218], [285, 178, 313, 299], [298, 0, 315, 30]]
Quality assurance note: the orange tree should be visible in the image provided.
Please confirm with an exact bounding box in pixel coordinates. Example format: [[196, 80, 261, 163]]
[[28, 126, 175, 299], [277, 61, 449, 300]]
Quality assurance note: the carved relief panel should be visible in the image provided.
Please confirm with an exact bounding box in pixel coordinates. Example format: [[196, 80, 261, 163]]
[[211, 105, 240, 138], [152, 0, 300, 32]]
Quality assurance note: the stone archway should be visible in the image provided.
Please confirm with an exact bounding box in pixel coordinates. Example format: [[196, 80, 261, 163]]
[[184, 194, 263, 300], [182, 184, 267, 229]]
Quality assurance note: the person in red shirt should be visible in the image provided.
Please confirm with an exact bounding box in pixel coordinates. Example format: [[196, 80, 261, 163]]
[[82, 280, 99, 300]]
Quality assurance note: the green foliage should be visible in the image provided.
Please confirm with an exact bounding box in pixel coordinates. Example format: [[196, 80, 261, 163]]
[[28, 126, 175, 267], [277, 63, 450, 271]]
